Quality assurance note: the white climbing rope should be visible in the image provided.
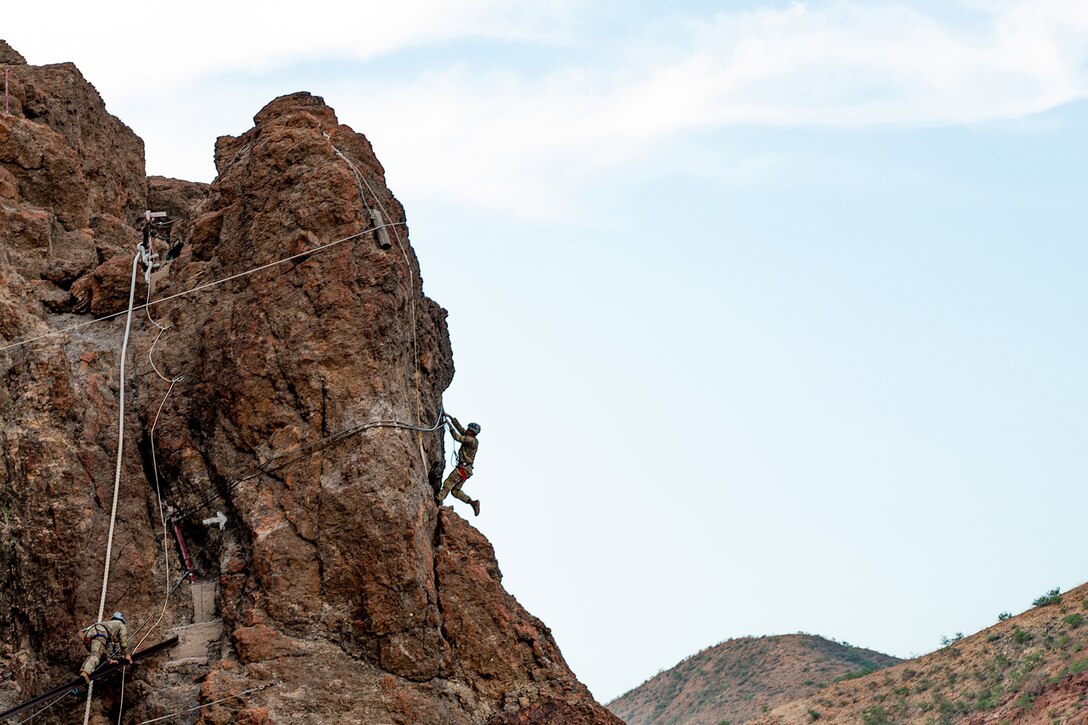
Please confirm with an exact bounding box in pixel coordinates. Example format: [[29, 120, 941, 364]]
[[353, 160, 428, 464], [145, 271, 180, 385], [133, 272, 184, 654], [174, 408, 447, 519], [0, 223, 406, 354], [327, 136, 428, 467], [116, 666, 126, 725], [0, 177, 436, 723], [83, 250, 141, 725], [132, 378, 178, 654]]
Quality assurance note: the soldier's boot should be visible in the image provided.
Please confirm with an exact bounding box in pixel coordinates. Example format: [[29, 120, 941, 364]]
[[471, 499, 480, 517]]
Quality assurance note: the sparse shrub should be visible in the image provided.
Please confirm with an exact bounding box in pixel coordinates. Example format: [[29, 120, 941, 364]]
[[807, 709, 821, 721], [1012, 628, 1033, 645], [974, 686, 1002, 711], [861, 706, 894, 725], [1063, 613, 1084, 629], [1069, 657, 1088, 675], [1015, 692, 1034, 709], [836, 669, 876, 682], [1033, 588, 1062, 607], [998, 612, 1012, 621]]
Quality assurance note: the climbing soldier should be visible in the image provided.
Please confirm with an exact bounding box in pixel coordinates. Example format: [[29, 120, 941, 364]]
[[77, 612, 131, 686], [438, 414, 481, 516]]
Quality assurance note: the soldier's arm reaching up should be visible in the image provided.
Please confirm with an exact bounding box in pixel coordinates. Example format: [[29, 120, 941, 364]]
[[445, 414, 466, 441]]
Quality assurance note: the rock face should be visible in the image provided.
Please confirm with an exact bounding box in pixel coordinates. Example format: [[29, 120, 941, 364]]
[[0, 44, 618, 725]]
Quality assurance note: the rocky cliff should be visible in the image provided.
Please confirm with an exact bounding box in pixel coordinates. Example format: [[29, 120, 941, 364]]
[[0, 40, 619, 725]]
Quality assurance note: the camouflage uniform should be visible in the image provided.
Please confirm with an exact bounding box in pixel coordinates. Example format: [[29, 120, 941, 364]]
[[438, 417, 479, 507], [79, 619, 129, 679]]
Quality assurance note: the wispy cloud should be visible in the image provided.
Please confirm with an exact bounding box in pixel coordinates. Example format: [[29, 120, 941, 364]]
[[4, 0, 573, 98], [8, 1, 1085, 217], [324, 1, 1088, 215], [334, 0, 1088, 217]]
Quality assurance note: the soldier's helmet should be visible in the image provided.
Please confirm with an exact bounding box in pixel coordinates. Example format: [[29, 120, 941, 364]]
[[111, 612, 125, 623], [467, 423, 481, 435]]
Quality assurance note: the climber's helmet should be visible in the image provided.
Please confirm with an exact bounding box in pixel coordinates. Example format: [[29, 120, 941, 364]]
[[467, 423, 481, 435], [111, 612, 125, 624]]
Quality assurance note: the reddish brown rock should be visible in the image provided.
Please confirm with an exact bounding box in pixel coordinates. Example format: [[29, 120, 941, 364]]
[[147, 175, 208, 223], [438, 510, 622, 723], [0, 40, 27, 65], [232, 624, 305, 663], [0, 42, 145, 319], [0, 45, 613, 725], [489, 698, 625, 725], [1, 57, 145, 221]]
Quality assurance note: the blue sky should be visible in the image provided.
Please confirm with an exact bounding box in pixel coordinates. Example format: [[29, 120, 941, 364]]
[[6, 0, 1088, 704]]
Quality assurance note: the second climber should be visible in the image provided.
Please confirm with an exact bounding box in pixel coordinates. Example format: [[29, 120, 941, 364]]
[[77, 611, 132, 686], [437, 414, 481, 516]]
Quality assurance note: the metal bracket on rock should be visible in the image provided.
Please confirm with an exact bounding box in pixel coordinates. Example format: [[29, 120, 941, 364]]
[[202, 511, 227, 530]]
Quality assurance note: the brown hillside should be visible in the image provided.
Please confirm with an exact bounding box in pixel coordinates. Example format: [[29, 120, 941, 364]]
[[749, 582, 1088, 724], [609, 634, 902, 725]]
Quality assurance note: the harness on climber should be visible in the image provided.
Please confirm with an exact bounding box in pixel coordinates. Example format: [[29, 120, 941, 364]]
[[80, 613, 126, 657], [81, 623, 110, 649], [437, 414, 482, 516]]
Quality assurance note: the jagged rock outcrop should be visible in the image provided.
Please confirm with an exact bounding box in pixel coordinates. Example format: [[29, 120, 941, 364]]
[[0, 43, 617, 725]]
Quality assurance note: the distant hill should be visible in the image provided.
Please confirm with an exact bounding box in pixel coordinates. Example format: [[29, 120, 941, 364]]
[[749, 581, 1088, 724], [608, 634, 902, 724]]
